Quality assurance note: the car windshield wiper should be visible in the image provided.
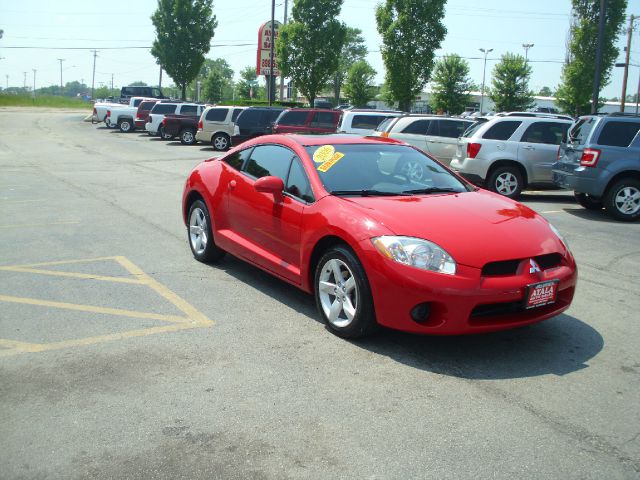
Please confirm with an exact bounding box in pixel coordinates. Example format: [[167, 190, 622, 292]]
[[330, 189, 411, 197], [401, 187, 460, 194]]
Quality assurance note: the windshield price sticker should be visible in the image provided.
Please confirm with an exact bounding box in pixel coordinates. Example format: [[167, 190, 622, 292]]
[[317, 152, 344, 172], [524, 280, 559, 309], [313, 145, 336, 163]]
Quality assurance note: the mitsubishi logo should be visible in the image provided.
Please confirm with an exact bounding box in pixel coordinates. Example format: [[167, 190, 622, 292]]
[[529, 259, 542, 274]]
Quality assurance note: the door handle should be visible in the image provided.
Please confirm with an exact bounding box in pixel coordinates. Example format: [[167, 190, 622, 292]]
[[523, 145, 535, 150], [228, 180, 236, 191]]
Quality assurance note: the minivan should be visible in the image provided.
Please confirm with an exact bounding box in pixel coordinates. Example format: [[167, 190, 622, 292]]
[[272, 108, 341, 135]]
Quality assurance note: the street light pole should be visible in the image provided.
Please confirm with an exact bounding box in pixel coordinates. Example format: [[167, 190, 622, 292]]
[[621, 15, 635, 112], [57, 58, 65, 95], [32, 69, 37, 99], [479, 48, 493, 114]]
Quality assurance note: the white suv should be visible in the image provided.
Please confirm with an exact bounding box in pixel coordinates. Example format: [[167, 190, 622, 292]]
[[196, 105, 247, 150], [338, 109, 403, 135], [449, 116, 572, 198], [146, 103, 205, 138]]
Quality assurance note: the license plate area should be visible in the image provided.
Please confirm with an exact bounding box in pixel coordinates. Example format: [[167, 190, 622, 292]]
[[524, 280, 559, 309]]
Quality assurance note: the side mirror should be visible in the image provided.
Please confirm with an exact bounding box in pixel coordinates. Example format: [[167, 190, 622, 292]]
[[254, 176, 284, 195]]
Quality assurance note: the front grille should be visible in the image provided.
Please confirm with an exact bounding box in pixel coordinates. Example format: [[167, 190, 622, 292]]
[[481, 253, 563, 277], [471, 301, 523, 318]]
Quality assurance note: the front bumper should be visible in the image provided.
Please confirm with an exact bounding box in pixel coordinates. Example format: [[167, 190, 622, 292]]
[[358, 240, 577, 335]]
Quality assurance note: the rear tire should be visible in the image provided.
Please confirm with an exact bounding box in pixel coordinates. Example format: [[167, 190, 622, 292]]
[[314, 245, 378, 338], [118, 118, 133, 133], [488, 166, 523, 199], [212, 133, 230, 151], [187, 200, 226, 263], [159, 126, 173, 140], [180, 128, 197, 145], [574, 192, 603, 210], [604, 178, 640, 221]]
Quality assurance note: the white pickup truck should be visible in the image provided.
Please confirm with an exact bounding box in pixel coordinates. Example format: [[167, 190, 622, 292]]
[[105, 97, 151, 132], [92, 100, 124, 127]]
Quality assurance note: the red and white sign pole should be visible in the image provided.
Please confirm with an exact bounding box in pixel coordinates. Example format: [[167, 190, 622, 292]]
[[256, 18, 282, 105]]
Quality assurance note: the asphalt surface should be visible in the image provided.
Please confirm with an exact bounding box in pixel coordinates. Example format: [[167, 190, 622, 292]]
[[1, 108, 639, 480]]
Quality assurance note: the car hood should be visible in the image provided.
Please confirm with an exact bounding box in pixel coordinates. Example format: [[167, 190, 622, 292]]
[[340, 190, 564, 268]]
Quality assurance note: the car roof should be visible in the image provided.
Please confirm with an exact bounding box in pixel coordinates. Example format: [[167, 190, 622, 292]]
[[251, 134, 405, 147]]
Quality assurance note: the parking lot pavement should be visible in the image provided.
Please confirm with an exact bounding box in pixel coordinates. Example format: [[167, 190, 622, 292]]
[[1, 108, 639, 479]]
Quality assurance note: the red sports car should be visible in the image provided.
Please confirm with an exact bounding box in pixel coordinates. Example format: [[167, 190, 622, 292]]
[[182, 134, 577, 338]]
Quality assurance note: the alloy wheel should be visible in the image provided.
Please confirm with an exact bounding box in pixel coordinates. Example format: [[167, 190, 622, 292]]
[[214, 135, 228, 150], [189, 207, 208, 255], [495, 172, 519, 196], [317, 258, 358, 328], [614, 186, 640, 215]]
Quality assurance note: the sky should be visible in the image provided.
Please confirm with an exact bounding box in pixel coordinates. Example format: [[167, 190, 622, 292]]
[[1, 0, 640, 99]]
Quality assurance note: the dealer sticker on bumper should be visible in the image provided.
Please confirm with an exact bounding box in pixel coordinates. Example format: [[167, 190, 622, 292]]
[[524, 280, 559, 309]]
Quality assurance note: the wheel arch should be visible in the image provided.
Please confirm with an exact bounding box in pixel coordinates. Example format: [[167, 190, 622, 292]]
[[604, 170, 640, 197], [487, 159, 529, 187], [183, 190, 205, 225], [305, 235, 353, 293]]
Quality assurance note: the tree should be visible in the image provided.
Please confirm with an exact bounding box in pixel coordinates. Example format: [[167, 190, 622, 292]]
[[331, 27, 367, 104], [489, 53, 534, 112], [151, 0, 217, 100], [129, 81, 148, 86], [555, 0, 626, 116], [236, 66, 259, 99], [429, 54, 472, 115], [199, 58, 233, 102], [344, 61, 376, 107], [538, 86, 553, 97], [277, 0, 347, 107], [376, 0, 447, 111]]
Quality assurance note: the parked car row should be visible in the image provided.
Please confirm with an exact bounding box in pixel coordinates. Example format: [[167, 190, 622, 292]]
[[91, 100, 639, 221]]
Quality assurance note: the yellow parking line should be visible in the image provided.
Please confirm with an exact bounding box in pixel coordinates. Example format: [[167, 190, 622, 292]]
[[0, 324, 200, 357], [0, 294, 189, 323], [0, 338, 43, 352], [0, 221, 79, 229], [0, 267, 144, 284], [5, 257, 119, 268]]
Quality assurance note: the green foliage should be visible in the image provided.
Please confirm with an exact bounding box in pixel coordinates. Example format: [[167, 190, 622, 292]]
[[331, 27, 367, 103], [151, 0, 217, 100], [429, 54, 472, 115], [276, 0, 347, 107], [538, 86, 553, 97], [129, 81, 148, 86], [236, 66, 259, 100], [199, 58, 234, 102], [0, 94, 91, 109], [376, 0, 447, 111], [555, 0, 626, 115], [489, 53, 535, 112], [343, 60, 376, 107]]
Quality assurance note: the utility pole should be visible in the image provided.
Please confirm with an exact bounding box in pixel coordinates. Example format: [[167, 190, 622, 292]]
[[158, 65, 163, 89], [268, 0, 276, 106], [23, 72, 27, 90], [591, 0, 606, 114], [522, 43, 534, 88], [32, 69, 37, 99], [111, 73, 114, 95], [279, 0, 288, 101], [90, 50, 98, 100], [57, 58, 65, 95], [5, 75, 8, 89], [479, 48, 493, 114], [621, 14, 634, 112]]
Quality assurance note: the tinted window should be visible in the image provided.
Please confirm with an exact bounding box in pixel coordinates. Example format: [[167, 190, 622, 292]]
[[181, 105, 198, 115], [375, 117, 396, 132], [352, 115, 386, 129], [152, 88, 161, 97], [566, 117, 596, 145], [482, 121, 522, 140], [151, 104, 177, 115], [237, 109, 261, 126], [265, 109, 284, 123], [223, 147, 252, 171], [278, 110, 309, 126], [286, 157, 314, 203], [597, 121, 640, 147], [462, 120, 486, 138], [205, 108, 228, 122], [140, 101, 156, 110], [310, 111, 337, 128], [133, 98, 143, 107], [231, 108, 244, 122], [521, 122, 568, 145], [244, 145, 293, 180], [401, 119, 431, 135], [436, 120, 470, 138]]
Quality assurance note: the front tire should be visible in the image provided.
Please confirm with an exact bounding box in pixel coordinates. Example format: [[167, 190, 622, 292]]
[[604, 178, 640, 221], [159, 126, 173, 140], [187, 200, 225, 263], [212, 133, 230, 151], [314, 246, 377, 338], [180, 128, 196, 145], [488, 166, 523, 199], [575, 192, 603, 210]]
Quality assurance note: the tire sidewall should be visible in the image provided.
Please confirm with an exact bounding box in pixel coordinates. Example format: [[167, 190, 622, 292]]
[[187, 199, 224, 262], [212, 134, 229, 151], [181, 129, 196, 145], [119, 119, 132, 133], [314, 245, 377, 338]]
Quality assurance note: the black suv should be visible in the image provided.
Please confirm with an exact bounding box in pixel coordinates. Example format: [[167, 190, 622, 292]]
[[120, 85, 166, 101], [231, 107, 286, 146], [553, 113, 640, 221]]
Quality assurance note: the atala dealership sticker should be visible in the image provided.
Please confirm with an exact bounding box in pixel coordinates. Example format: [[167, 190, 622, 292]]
[[525, 280, 559, 309], [317, 152, 344, 172]]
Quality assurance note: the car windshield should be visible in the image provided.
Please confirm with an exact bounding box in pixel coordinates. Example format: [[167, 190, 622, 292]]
[[305, 143, 470, 196]]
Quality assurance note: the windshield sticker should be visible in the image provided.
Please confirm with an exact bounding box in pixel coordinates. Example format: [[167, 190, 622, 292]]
[[317, 152, 344, 172], [313, 145, 336, 163]]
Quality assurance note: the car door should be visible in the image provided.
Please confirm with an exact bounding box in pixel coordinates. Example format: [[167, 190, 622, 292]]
[[390, 119, 431, 152], [224, 144, 305, 283], [518, 121, 569, 183]]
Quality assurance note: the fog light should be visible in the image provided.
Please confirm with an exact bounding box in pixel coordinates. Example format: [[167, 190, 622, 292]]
[[410, 303, 432, 324]]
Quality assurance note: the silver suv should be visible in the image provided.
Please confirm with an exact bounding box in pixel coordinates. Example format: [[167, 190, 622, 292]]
[[450, 116, 572, 198], [375, 115, 473, 166]]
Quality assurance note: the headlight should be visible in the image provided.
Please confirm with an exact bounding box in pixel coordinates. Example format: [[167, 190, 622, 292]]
[[372, 236, 456, 275], [549, 224, 570, 249]]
